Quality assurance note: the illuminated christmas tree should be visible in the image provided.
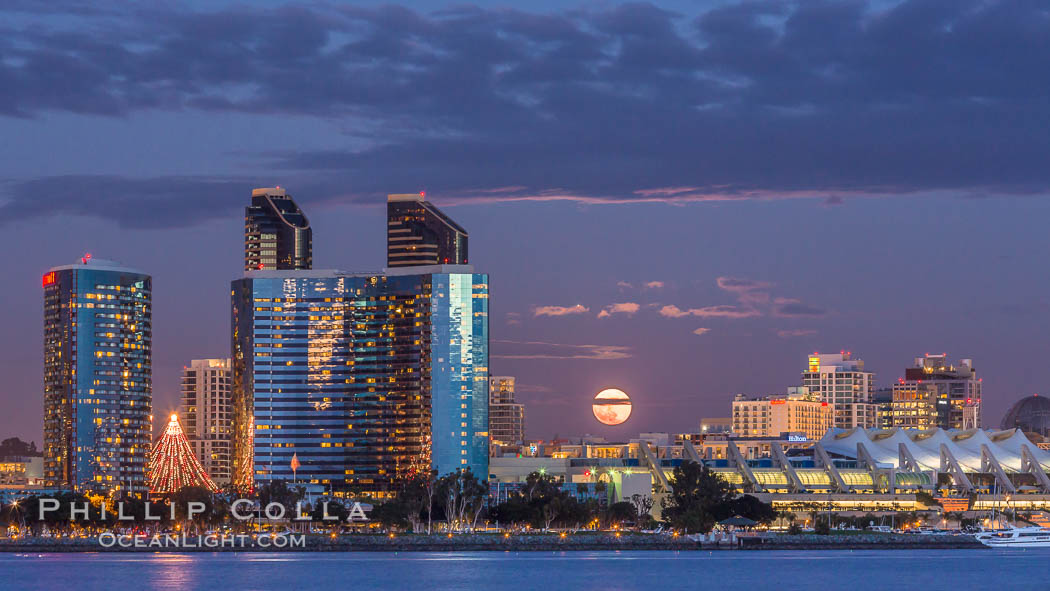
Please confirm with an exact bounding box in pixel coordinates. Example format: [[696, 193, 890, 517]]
[[148, 414, 219, 494]]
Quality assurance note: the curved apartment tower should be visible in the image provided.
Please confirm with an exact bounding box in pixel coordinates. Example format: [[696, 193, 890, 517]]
[[244, 187, 312, 271], [387, 193, 468, 268]]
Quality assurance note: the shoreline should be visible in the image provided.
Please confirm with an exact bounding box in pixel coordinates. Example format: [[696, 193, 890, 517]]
[[0, 532, 984, 552]]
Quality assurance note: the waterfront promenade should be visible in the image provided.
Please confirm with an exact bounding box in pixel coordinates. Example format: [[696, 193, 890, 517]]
[[0, 532, 982, 552]]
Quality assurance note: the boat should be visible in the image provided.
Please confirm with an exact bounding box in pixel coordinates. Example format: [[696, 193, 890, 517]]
[[975, 526, 1050, 547]]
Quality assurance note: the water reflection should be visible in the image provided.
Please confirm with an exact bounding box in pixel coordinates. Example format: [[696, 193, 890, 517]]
[[0, 550, 1048, 591], [148, 554, 200, 590]]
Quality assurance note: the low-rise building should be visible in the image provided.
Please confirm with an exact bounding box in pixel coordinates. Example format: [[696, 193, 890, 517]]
[[0, 457, 43, 486], [699, 417, 732, 435]]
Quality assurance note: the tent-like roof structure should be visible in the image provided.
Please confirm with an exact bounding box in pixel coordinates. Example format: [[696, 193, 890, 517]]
[[818, 427, 1050, 474]]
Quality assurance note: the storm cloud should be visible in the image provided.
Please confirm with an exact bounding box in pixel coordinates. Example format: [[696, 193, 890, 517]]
[[3, 0, 1050, 226]]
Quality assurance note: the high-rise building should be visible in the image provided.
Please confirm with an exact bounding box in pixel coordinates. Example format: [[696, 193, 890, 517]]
[[386, 193, 468, 268], [801, 352, 875, 429], [731, 387, 833, 440], [488, 377, 525, 446], [231, 266, 488, 497], [180, 359, 232, 486], [244, 187, 312, 271], [42, 255, 152, 495], [873, 387, 895, 429], [891, 354, 980, 430]]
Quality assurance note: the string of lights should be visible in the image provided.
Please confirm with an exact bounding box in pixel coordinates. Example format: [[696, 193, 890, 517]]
[[148, 414, 219, 494]]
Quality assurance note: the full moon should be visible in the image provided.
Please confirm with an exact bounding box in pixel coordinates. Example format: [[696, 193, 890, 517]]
[[592, 388, 632, 426]]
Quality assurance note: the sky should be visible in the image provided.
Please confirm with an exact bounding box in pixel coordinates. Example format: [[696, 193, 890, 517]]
[[2, 0, 1050, 444]]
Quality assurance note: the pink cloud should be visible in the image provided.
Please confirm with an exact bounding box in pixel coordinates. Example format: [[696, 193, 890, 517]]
[[716, 276, 772, 293], [693, 327, 711, 336], [658, 304, 758, 319], [689, 305, 761, 318], [658, 305, 691, 318], [632, 187, 701, 197], [533, 304, 590, 317], [645, 281, 665, 289], [656, 277, 823, 323], [492, 340, 632, 361], [427, 187, 872, 207], [597, 302, 641, 318]]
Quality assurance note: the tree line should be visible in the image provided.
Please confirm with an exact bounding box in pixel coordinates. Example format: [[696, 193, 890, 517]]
[[1, 461, 780, 535]]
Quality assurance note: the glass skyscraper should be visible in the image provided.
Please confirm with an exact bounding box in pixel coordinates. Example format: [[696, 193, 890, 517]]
[[244, 187, 313, 271], [43, 256, 152, 495], [387, 193, 469, 267], [231, 266, 488, 497]]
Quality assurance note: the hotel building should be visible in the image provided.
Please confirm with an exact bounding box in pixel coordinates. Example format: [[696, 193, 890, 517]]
[[180, 359, 232, 486], [802, 352, 876, 429], [231, 266, 488, 497], [42, 256, 152, 495], [387, 193, 469, 268], [731, 388, 833, 441], [244, 187, 312, 271]]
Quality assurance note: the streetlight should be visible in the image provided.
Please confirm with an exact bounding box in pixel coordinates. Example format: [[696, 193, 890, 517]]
[[9, 500, 25, 533]]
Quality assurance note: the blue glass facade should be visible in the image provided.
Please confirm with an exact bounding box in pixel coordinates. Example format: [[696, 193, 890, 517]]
[[43, 259, 152, 495], [231, 266, 488, 497], [428, 273, 489, 478]]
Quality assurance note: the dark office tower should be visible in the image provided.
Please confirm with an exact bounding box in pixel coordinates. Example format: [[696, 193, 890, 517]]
[[386, 193, 468, 268], [244, 187, 312, 271], [43, 255, 152, 495]]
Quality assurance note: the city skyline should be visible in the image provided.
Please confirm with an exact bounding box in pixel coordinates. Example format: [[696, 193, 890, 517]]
[[4, 0, 1050, 447], [15, 191, 1044, 446]]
